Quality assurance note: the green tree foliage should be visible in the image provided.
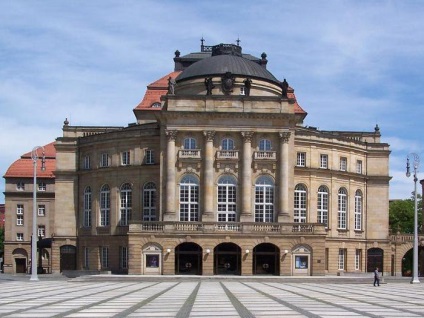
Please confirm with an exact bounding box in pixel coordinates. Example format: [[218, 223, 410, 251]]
[[389, 194, 422, 234]]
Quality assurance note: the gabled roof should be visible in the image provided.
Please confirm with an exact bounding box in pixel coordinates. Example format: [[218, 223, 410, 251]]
[[134, 71, 181, 111], [3, 142, 56, 179]]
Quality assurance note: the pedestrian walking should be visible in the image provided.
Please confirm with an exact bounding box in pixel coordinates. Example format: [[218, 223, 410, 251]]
[[374, 267, 380, 286]]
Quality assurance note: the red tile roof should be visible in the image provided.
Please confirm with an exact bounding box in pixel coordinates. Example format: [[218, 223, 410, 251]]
[[4, 142, 56, 178]]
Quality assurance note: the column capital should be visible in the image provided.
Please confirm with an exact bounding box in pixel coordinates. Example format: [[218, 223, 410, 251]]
[[241, 131, 254, 142], [165, 129, 178, 141], [279, 131, 291, 143], [203, 130, 216, 141]]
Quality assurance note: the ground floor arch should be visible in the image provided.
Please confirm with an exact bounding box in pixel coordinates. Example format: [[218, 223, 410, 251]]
[[12, 248, 28, 274], [401, 246, 424, 277], [60, 245, 76, 272], [175, 242, 202, 275], [253, 243, 280, 275], [214, 242, 241, 275]]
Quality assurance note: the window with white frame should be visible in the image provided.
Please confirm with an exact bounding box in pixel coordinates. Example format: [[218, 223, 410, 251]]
[[120, 246, 128, 269], [16, 204, 24, 226], [356, 160, 363, 174], [38, 182, 46, 191], [17, 233, 24, 241], [183, 137, 196, 150], [83, 155, 91, 170], [355, 249, 362, 270], [340, 157, 347, 171], [296, 152, 306, 167], [294, 184, 307, 223], [221, 138, 234, 150], [317, 186, 329, 227], [179, 175, 199, 222], [83, 187, 92, 227], [240, 86, 245, 95], [100, 246, 109, 268], [17, 215, 23, 226], [38, 204, 46, 216], [100, 153, 110, 167], [100, 185, 110, 226], [254, 176, 274, 222], [121, 151, 130, 165], [338, 188, 348, 229], [143, 182, 156, 221], [320, 154, 328, 169], [38, 225, 45, 237], [259, 139, 272, 151], [17, 182, 25, 191], [354, 190, 362, 230], [84, 247, 89, 269], [338, 248, 346, 270], [145, 149, 154, 164], [17, 204, 24, 215], [217, 175, 237, 222], [120, 183, 132, 226]]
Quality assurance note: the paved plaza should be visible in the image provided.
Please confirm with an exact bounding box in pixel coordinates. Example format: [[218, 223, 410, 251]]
[[0, 275, 424, 317]]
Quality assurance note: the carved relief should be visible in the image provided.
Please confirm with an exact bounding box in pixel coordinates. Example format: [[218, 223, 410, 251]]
[[279, 131, 291, 143], [221, 72, 235, 94], [165, 130, 178, 141], [241, 131, 254, 142], [203, 130, 216, 141]]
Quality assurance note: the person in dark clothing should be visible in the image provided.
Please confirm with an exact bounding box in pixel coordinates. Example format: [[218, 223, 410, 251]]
[[374, 267, 380, 286]]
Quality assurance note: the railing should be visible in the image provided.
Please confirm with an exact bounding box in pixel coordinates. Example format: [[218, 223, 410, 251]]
[[179, 149, 201, 159], [217, 150, 239, 160], [254, 151, 276, 160], [130, 221, 325, 235]]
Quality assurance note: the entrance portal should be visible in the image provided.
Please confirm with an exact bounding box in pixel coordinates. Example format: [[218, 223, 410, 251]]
[[175, 242, 202, 275], [214, 243, 241, 275], [60, 245, 76, 272], [367, 248, 383, 273], [253, 243, 280, 275]]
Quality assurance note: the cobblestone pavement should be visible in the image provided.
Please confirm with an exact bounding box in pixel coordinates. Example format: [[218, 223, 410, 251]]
[[1, 275, 424, 317]]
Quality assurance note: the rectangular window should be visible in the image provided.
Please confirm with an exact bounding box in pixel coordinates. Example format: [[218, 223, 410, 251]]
[[84, 247, 89, 269], [121, 151, 130, 165], [17, 204, 24, 215], [38, 182, 46, 191], [296, 152, 306, 167], [356, 160, 363, 174], [145, 149, 154, 164], [338, 192, 347, 229], [38, 225, 45, 237], [120, 246, 128, 269], [101, 247, 109, 268], [100, 153, 110, 167], [295, 256, 308, 269], [355, 249, 362, 270], [240, 86, 245, 95], [320, 154, 328, 169], [17, 233, 24, 241], [338, 249, 346, 270], [340, 157, 347, 171], [17, 182, 25, 191], [84, 155, 91, 170], [17, 215, 24, 226], [38, 205, 46, 216]]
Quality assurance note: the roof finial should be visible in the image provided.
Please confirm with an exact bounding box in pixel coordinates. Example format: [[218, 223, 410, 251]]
[[201, 36, 205, 50], [236, 37, 241, 46]]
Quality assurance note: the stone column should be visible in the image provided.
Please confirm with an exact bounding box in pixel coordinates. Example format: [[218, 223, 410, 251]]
[[278, 131, 291, 222], [164, 130, 177, 221], [240, 131, 254, 222], [203, 130, 215, 221]]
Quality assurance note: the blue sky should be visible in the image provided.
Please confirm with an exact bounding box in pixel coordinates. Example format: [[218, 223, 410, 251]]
[[1, 0, 423, 202]]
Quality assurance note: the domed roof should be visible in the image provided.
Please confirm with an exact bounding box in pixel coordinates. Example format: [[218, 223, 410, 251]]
[[176, 45, 280, 85]]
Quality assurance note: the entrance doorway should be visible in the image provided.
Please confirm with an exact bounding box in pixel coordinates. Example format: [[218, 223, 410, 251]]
[[214, 243, 241, 275], [60, 245, 76, 272], [175, 242, 202, 275], [253, 243, 280, 275], [367, 248, 383, 273], [15, 258, 26, 273]]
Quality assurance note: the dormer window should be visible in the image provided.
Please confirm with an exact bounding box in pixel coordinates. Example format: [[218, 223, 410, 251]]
[[151, 102, 161, 108]]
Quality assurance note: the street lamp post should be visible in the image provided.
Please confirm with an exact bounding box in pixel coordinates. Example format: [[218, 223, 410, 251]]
[[30, 146, 45, 281], [406, 153, 420, 284]]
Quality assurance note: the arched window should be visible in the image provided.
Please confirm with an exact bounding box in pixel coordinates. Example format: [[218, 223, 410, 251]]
[[184, 137, 197, 150], [143, 182, 156, 221], [217, 175, 237, 222], [83, 186, 92, 227], [254, 176, 274, 222], [221, 138, 234, 150], [294, 184, 307, 223], [317, 186, 329, 227], [355, 190, 362, 230], [259, 139, 272, 151], [179, 175, 199, 222], [338, 188, 348, 229], [120, 183, 132, 226], [100, 185, 110, 226]]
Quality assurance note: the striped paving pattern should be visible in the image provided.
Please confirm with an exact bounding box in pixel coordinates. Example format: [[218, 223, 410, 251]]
[[0, 279, 424, 317]]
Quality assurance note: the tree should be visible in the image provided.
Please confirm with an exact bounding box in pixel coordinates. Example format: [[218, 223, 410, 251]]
[[389, 194, 422, 234]]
